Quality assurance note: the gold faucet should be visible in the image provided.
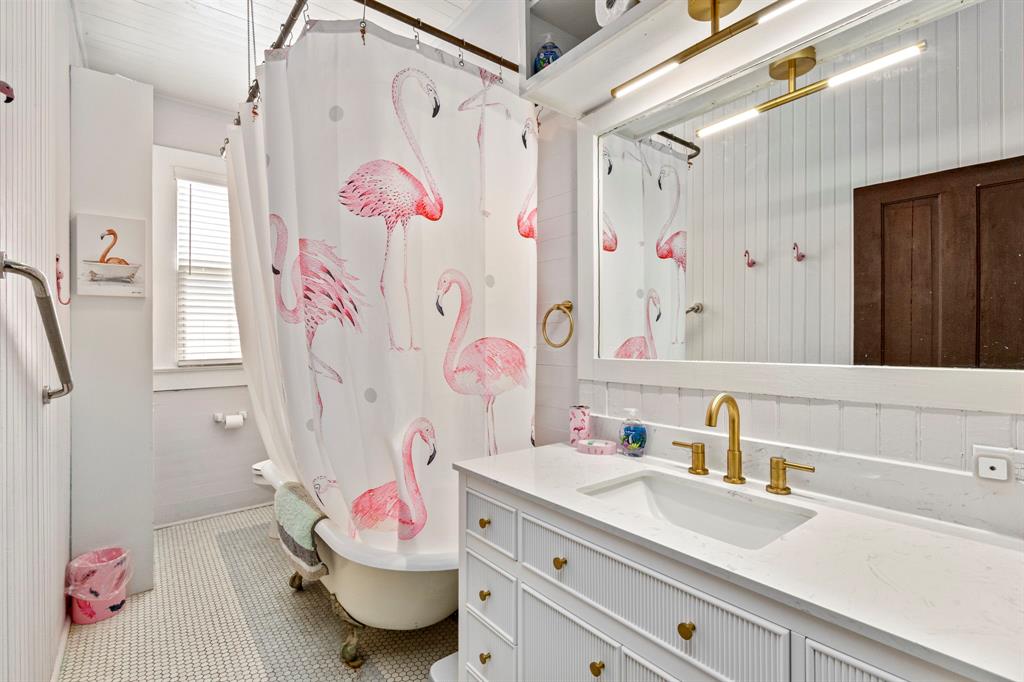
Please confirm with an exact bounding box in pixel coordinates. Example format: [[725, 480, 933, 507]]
[[705, 393, 745, 484]]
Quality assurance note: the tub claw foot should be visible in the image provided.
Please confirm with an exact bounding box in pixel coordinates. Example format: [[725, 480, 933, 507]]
[[340, 625, 365, 669], [288, 571, 303, 591]]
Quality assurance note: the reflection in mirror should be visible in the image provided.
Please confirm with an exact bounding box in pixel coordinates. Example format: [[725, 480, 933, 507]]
[[598, 0, 1023, 369]]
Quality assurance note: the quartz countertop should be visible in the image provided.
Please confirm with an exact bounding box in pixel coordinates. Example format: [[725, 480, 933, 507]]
[[454, 445, 1024, 682]]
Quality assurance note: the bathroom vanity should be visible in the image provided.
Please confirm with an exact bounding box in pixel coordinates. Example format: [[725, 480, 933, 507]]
[[455, 446, 1023, 682]]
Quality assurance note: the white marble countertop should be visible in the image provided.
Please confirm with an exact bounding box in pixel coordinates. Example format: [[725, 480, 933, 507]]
[[454, 445, 1024, 682]]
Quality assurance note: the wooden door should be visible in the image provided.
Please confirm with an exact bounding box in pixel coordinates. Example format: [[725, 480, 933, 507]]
[[853, 156, 1024, 368]]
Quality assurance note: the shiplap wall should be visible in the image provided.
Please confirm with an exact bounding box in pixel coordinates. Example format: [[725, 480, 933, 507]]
[[535, 111, 579, 446], [0, 1, 76, 680], [673, 0, 1024, 363]]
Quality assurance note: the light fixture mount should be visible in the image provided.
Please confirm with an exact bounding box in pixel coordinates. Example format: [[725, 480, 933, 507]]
[[768, 46, 817, 86], [688, 0, 742, 23]]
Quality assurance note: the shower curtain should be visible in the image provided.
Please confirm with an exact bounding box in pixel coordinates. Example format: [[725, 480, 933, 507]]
[[228, 21, 537, 555]]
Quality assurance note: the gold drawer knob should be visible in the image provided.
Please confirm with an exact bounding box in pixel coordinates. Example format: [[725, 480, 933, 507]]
[[479, 652, 491, 665], [589, 661, 605, 677], [478, 589, 491, 602], [677, 621, 696, 641], [478, 518, 491, 529], [552, 556, 568, 570]]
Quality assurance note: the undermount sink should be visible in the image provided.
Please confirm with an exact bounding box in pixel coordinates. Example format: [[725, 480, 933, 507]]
[[579, 471, 817, 550]]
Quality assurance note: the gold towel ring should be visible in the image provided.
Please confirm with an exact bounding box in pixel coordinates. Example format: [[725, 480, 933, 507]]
[[542, 301, 574, 348]]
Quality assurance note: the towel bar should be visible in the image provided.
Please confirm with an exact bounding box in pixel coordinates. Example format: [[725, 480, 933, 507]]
[[1, 251, 74, 403]]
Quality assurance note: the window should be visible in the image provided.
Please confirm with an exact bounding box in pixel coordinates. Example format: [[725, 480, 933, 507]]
[[175, 178, 241, 366]]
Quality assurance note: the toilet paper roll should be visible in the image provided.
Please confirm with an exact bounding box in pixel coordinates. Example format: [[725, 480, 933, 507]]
[[223, 414, 245, 430], [595, 0, 638, 27]]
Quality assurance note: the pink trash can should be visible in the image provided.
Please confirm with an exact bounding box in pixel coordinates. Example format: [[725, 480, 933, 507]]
[[65, 547, 132, 624]]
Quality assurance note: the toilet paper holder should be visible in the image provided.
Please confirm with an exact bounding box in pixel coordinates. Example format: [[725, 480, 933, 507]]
[[213, 411, 248, 429]]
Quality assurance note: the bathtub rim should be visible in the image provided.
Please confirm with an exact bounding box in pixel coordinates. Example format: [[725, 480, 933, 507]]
[[254, 459, 459, 572]]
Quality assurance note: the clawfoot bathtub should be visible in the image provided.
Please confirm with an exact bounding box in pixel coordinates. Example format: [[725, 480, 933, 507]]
[[254, 460, 459, 667]]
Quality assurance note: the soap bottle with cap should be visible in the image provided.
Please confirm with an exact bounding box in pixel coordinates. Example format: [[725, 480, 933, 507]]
[[618, 408, 647, 457]]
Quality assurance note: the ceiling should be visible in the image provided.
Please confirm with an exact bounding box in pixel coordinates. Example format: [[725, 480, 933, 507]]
[[74, 0, 475, 112]]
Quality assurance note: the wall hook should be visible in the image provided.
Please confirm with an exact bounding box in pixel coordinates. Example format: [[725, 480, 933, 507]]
[[743, 250, 757, 268], [792, 242, 806, 262]]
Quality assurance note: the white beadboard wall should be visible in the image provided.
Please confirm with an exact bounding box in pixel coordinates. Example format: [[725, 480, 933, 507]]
[[535, 111, 579, 446], [0, 1, 77, 680], [673, 0, 1024, 363]]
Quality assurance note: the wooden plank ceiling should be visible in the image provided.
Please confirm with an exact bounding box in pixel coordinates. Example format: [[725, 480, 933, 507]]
[[75, 0, 474, 111]]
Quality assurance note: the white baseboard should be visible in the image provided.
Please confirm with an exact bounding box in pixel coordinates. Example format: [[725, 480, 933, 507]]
[[153, 502, 273, 530], [50, 615, 70, 682]]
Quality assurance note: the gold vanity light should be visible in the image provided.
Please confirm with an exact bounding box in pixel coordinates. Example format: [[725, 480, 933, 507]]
[[696, 41, 927, 138], [610, 0, 809, 98]]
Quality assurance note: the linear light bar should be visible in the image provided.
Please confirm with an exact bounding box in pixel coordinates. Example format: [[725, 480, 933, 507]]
[[610, 0, 813, 99], [696, 108, 759, 138], [827, 42, 925, 88], [696, 41, 926, 138], [757, 0, 808, 24], [612, 61, 681, 99]]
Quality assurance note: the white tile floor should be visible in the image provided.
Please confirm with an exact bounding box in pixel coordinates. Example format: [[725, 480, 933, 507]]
[[59, 505, 456, 681]]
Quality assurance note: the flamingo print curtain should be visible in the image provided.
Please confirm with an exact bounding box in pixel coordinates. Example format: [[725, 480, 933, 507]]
[[229, 21, 537, 554], [598, 134, 689, 361]]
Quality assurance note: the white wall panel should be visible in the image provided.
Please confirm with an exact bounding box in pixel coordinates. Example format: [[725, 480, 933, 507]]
[[0, 2, 77, 679]]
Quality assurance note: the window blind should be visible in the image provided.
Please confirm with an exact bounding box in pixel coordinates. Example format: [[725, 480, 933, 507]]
[[175, 178, 241, 366]]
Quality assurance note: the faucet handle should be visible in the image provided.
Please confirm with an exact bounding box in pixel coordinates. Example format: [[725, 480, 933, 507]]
[[766, 456, 815, 495], [672, 441, 709, 476]]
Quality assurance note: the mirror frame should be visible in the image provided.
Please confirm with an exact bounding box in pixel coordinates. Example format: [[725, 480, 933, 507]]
[[575, 0, 1024, 413]]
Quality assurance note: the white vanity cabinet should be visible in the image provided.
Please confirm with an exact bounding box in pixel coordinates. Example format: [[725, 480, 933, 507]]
[[457, 475, 979, 682]]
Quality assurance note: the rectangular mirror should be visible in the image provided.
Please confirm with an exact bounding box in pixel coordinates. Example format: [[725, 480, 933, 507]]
[[597, 0, 1023, 369]]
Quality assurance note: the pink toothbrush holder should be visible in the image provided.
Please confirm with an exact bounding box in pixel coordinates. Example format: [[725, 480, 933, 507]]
[[569, 405, 591, 445]]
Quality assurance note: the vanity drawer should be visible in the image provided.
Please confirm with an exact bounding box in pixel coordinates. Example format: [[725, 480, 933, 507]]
[[805, 639, 907, 682], [521, 514, 789, 681], [623, 648, 683, 682], [465, 549, 516, 642], [464, 610, 514, 682], [466, 489, 517, 559], [521, 584, 619, 682]]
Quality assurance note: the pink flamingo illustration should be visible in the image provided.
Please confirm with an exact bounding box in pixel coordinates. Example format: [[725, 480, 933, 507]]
[[601, 212, 618, 252], [459, 68, 510, 218], [339, 68, 443, 351], [435, 269, 528, 457], [614, 289, 661, 359], [516, 116, 538, 239], [349, 417, 437, 540], [271, 213, 364, 415], [653, 165, 688, 344], [0, 80, 13, 104]]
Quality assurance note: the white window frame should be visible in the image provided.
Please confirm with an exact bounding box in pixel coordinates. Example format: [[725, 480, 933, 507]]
[[152, 145, 245, 391]]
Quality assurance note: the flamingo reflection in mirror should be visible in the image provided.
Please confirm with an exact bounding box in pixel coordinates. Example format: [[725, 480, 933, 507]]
[[614, 288, 661, 360], [601, 212, 618, 252], [436, 268, 528, 457], [654, 166, 687, 345], [349, 417, 437, 540]]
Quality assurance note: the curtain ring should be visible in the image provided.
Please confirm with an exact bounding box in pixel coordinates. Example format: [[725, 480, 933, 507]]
[[498, 64, 503, 84], [413, 25, 420, 49], [458, 46, 465, 67], [542, 301, 575, 348]]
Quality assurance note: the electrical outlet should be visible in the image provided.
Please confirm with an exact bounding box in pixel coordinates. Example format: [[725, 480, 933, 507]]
[[972, 445, 1019, 482]]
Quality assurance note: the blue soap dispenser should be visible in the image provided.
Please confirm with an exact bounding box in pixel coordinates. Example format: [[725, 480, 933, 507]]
[[618, 408, 647, 457]]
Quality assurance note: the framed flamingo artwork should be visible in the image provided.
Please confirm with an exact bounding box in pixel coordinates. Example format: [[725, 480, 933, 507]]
[[72, 214, 146, 297]]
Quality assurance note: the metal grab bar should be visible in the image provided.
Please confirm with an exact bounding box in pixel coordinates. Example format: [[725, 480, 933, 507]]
[[1, 251, 74, 403]]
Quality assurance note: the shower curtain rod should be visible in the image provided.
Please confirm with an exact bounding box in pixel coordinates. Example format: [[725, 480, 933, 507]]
[[245, 0, 519, 103]]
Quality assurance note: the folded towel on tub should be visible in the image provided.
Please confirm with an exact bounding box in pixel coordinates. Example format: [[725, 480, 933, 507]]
[[274, 481, 328, 580]]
